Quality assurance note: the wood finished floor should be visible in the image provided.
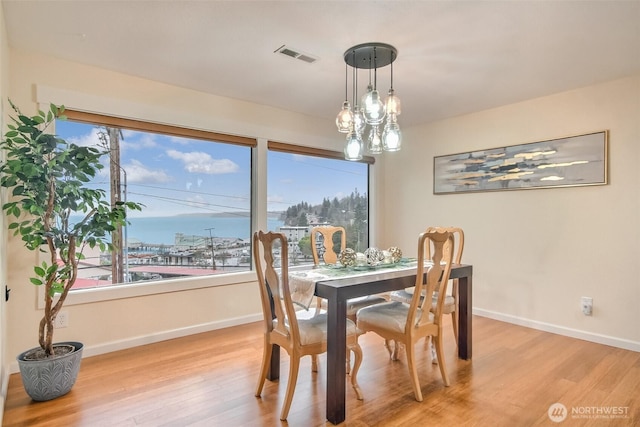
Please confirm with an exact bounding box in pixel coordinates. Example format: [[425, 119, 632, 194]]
[[3, 316, 639, 426]]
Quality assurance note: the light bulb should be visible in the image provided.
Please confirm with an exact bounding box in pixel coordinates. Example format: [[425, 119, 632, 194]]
[[385, 89, 401, 116], [382, 119, 402, 152], [344, 130, 363, 161], [361, 85, 386, 125], [352, 106, 366, 134], [335, 101, 353, 133], [367, 125, 382, 154]]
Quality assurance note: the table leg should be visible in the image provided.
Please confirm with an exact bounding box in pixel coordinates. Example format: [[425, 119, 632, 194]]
[[266, 344, 280, 381], [326, 293, 348, 424], [457, 275, 472, 360]]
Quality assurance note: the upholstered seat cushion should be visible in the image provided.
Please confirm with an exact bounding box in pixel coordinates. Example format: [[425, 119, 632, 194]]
[[346, 295, 388, 315], [389, 289, 455, 313], [357, 301, 434, 333], [274, 313, 358, 345], [317, 294, 388, 316]]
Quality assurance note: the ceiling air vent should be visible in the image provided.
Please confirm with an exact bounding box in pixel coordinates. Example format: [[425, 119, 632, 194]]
[[274, 45, 318, 64]]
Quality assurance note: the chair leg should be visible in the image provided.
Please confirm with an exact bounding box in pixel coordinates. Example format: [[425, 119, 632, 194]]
[[450, 310, 458, 344], [429, 335, 438, 365], [433, 333, 450, 387], [280, 355, 301, 420], [255, 337, 273, 396], [346, 351, 351, 375], [392, 340, 403, 361], [405, 342, 423, 402], [384, 339, 394, 359], [348, 342, 364, 400], [311, 355, 319, 372]]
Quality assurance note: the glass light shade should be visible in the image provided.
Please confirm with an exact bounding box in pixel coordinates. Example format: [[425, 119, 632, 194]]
[[367, 125, 383, 154], [382, 119, 402, 152], [352, 106, 366, 134], [361, 85, 386, 125], [344, 130, 363, 161], [335, 101, 353, 133], [385, 89, 401, 116]]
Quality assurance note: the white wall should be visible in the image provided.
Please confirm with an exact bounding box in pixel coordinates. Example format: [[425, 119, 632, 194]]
[[380, 75, 640, 349], [0, 0, 10, 420]]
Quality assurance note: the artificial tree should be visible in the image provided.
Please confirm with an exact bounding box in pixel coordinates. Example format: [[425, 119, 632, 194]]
[[0, 100, 142, 357]]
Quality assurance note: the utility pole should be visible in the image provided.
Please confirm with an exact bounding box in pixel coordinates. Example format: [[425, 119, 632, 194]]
[[205, 228, 216, 270], [104, 127, 125, 284]]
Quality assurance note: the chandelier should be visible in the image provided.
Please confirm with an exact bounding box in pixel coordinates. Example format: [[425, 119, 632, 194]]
[[336, 42, 402, 161]]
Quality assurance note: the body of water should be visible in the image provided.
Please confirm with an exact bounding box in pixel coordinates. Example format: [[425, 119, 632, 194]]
[[126, 215, 284, 246]]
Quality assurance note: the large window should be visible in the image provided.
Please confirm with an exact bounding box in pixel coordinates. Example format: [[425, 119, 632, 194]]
[[57, 112, 255, 290], [267, 142, 370, 266], [52, 111, 371, 292]]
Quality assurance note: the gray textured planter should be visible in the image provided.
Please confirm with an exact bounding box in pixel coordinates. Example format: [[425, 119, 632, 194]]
[[16, 341, 83, 401]]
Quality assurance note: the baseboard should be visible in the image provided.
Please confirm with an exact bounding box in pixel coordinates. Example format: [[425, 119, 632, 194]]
[[8, 313, 262, 374], [474, 308, 640, 352]]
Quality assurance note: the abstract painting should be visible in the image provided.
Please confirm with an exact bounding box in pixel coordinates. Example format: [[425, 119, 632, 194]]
[[433, 131, 608, 194]]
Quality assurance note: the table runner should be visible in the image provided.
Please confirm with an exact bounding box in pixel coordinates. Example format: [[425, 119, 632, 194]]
[[287, 259, 426, 309]]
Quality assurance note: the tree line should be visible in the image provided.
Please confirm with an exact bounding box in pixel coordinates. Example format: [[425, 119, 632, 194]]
[[279, 189, 368, 253]]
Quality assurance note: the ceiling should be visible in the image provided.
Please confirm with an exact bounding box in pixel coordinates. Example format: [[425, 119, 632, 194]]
[[3, 1, 640, 128]]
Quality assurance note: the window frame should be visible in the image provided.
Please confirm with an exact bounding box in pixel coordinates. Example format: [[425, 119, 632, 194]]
[[34, 109, 373, 308], [38, 110, 257, 308], [267, 140, 373, 267]]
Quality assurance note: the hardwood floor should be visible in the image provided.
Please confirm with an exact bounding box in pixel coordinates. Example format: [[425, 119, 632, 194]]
[[3, 316, 639, 426]]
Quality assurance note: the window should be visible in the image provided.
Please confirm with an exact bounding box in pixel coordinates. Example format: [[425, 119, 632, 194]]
[[56, 111, 255, 290], [49, 110, 371, 296], [267, 141, 371, 266]]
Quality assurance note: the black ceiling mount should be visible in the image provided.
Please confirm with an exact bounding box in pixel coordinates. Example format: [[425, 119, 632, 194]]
[[343, 42, 398, 69]]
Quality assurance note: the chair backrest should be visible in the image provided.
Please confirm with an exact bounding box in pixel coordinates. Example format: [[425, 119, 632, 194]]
[[253, 231, 300, 340], [310, 226, 346, 265], [426, 226, 464, 264], [408, 230, 455, 328]]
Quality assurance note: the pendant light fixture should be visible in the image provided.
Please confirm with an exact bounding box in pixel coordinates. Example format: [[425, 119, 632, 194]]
[[336, 42, 402, 160]]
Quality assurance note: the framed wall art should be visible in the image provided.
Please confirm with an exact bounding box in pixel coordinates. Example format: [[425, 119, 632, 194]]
[[433, 130, 608, 194]]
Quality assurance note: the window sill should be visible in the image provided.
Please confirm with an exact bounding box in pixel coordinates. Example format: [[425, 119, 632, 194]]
[[37, 270, 258, 309]]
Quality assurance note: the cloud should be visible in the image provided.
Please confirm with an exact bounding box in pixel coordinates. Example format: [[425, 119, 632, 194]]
[[124, 159, 172, 183], [121, 131, 158, 150], [66, 127, 157, 154], [66, 127, 101, 148], [166, 150, 239, 174]]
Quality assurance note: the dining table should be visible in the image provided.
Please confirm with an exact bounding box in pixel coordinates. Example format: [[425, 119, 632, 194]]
[[267, 260, 473, 425]]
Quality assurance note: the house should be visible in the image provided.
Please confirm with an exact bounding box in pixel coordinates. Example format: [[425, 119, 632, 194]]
[[1, 1, 639, 423]]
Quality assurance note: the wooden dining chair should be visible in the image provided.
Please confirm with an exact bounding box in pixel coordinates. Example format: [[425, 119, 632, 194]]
[[356, 229, 455, 402], [310, 225, 387, 373], [253, 230, 363, 420], [310, 225, 388, 322], [310, 225, 346, 265], [388, 226, 464, 362]]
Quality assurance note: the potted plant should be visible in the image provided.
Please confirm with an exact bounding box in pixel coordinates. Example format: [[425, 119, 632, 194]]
[[0, 100, 142, 400]]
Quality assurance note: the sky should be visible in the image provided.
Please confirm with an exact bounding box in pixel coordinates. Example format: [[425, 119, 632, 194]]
[[55, 120, 368, 218]]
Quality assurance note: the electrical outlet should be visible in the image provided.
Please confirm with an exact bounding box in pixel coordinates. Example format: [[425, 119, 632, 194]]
[[581, 297, 593, 316], [54, 311, 69, 328]]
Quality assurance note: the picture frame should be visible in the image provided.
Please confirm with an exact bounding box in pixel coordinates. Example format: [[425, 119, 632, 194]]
[[433, 130, 608, 194]]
